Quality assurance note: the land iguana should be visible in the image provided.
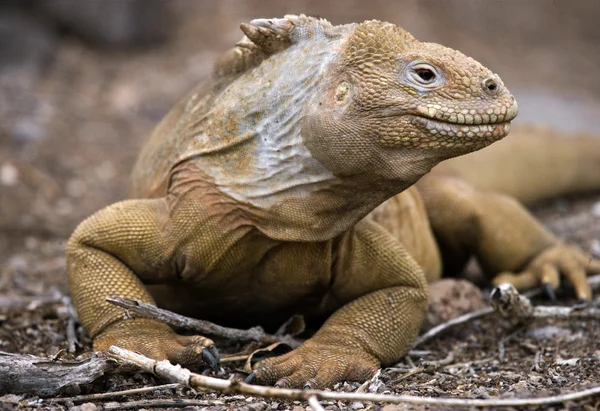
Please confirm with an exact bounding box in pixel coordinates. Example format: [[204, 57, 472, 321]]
[[66, 15, 600, 388]]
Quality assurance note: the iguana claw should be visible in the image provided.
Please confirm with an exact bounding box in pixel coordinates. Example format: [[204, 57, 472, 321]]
[[244, 372, 257, 384], [542, 282, 557, 302], [201, 346, 220, 372]]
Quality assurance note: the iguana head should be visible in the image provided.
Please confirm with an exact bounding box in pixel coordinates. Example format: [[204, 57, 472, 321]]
[[301, 18, 518, 179]]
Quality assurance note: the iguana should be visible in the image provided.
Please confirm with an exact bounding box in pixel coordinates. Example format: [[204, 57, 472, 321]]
[[66, 15, 600, 389]]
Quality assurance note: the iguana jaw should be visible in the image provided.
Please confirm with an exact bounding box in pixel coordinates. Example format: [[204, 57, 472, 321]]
[[414, 98, 519, 126], [410, 116, 512, 147], [374, 96, 518, 150], [408, 97, 518, 147]]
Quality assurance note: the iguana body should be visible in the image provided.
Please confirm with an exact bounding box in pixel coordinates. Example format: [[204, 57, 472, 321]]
[[67, 16, 600, 388]]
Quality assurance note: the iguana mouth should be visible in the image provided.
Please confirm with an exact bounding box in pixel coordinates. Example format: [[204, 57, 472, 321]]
[[412, 116, 512, 140], [415, 100, 518, 126], [410, 100, 518, 140]]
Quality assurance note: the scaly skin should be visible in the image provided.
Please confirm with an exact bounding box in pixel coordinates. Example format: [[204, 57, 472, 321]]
[[66, 15, 600, 388]]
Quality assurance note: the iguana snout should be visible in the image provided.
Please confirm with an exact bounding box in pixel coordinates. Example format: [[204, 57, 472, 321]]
[[402, 48, 519, 151]]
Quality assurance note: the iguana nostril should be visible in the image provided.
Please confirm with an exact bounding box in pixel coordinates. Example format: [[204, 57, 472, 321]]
[[483, 77, 499, 95]]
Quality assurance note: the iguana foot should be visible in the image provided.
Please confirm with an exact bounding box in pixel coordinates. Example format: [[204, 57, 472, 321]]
[[248, 340, 379, 388], [93, 319, 220, 371], [492, 244, 600, 301]]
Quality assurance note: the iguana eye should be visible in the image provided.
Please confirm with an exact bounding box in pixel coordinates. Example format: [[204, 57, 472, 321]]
[[410, 64, 439, 85], [415, 68, 435, 82], [405, 62, 444, 89]]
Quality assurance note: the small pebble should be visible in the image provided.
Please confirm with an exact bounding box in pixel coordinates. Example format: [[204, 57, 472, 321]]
[[248, 401, 268, 411], [526, 325, 571, 341], [0, 163, 18, 186], [592, 201, 600, 218], [590, 239, 600, 257], [71, 402, 96, 411]]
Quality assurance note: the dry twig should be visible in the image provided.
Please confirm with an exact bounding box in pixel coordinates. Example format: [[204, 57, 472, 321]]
[[308, 395, 326, 411], [61, 296, 80, 354], [102, 398, 225, 410], [220, 353, 253, 363], [107, 297, 300, 348], [48, 383, 180, 404], [490, 283, 600, 320], [588, 273, 600, 289], [108, 345, 600, 408], [65, 318, 78, 354], [0, 294, 63, 310], [391, 351, 455, 381], [355, 369, 382, 393], [413, 307, 494, 348]]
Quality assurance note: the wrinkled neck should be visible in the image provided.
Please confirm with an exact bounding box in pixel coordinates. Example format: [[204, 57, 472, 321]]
[[170, 149, 426, 242], [241, 149, 438, 241], [247, 172, 420, 242]]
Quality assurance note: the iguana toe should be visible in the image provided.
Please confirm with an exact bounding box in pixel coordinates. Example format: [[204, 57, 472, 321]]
[[94, 319, 219, 370], [493, 244, 600, 301], [250, 341, 379, 388]]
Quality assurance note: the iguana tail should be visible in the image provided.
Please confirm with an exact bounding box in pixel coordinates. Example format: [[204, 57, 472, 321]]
[[433, 125, 600, 204]]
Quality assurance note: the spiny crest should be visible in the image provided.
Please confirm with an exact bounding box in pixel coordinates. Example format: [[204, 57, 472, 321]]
[[214, 14, 333, 77], [343, 20, 417, 71], [242, 14, 332, 52]]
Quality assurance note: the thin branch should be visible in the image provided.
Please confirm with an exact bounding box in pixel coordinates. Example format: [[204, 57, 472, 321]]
[[102, 398, 225, 410], [308, 395, 325, 411], [530, 304, 600, 319], [64, 297, 80, 354], [220, 354, 252, 363], [490, 283, 600, 320], [48, 383, 181, 404], [107, 346, 600, 408], [106, 297, 300, 348], [413, 307, 494, 348], [589, 274, 600, 289], [355, 369, 382, 393], [391, 352, 455, 381], [0, 294, 63, 310], [66, 318, 78, 354]]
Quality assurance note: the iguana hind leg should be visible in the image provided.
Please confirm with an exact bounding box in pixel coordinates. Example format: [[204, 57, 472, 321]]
[[417, 173, 600, 300]]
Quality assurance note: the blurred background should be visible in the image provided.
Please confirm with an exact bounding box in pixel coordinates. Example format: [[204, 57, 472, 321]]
[[0, 0, 599, 291]]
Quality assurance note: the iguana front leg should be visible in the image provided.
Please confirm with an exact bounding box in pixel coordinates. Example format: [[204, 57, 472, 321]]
[[66, 198, 219, 369], [418, 174, 600, 300], [251, 219, 428, 388]]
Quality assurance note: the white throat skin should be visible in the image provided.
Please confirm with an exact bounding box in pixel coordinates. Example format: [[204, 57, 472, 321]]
[[178, 28, 351, 211]]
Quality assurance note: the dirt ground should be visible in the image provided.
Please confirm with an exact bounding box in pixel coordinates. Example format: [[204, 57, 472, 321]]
[[1, 1, 599, 410]]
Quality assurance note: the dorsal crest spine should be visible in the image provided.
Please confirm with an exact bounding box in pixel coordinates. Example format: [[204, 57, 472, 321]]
[[213, 14, 333, 77]]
